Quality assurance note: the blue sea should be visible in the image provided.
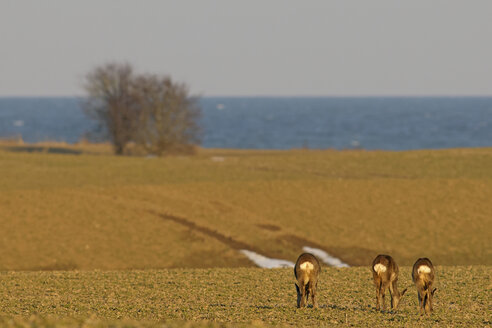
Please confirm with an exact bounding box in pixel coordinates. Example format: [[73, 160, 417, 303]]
[[0, 97, 491, 150]]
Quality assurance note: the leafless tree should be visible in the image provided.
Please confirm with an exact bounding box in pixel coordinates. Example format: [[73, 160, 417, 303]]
[[83, 62, 201, 155], [132, 74, 201, 155], [83, 63, 137, 155]]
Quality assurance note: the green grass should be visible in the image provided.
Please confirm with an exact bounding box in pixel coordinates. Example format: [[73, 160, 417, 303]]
[[0, 267, 490, 327]]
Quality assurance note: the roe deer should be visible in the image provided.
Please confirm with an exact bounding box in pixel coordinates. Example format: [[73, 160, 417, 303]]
[[371, 254, 407, 311], [294, 253, 320, 308], [412, 258, 437, 315]]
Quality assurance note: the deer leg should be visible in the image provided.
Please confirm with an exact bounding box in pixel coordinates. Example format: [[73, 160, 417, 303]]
[[375, 279, 382, 311], [427, 286, 434, 314], [381, 283, 388, 311], [295, 283, 301, 308], [309, 281, 318, 309], [375, 292, 380, 310], [424, 292, 429, 315], [424, 289, 432, 314], [299, 283, 307, 308], [428, 292, 433, 314], [424, 291, 430, 315], [430, 287, 437, 314], [389, 280, 395, 309], [418, 291, 424, 316]]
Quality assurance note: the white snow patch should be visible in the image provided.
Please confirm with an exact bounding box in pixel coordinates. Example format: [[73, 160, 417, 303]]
[[303, 246, 350, 268], [240, 250, 294, 269], [239, 246, 349, 269], [211, 156, 225, 162]]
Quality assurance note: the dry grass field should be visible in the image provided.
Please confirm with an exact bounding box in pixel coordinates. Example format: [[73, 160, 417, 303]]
[[0, 266, 490, 327], [0, 141, 491, 270], [0, 142, 491, 326]]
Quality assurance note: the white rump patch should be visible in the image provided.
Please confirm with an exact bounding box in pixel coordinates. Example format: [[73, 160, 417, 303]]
[[299, 261, 314, 271], [303, 246, 350, 268], [417, 265, 432, 274], [240, 250, 295, 269], [373, 263, 387, 273]]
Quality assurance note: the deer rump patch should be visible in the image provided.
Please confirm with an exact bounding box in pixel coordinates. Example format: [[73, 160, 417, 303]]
[[299, 261, 314, 272], [417, 265, 432, 274], [373, 263, 387, 274]]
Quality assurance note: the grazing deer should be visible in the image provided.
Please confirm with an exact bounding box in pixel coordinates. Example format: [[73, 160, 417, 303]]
[[294, 253, 320, 308], [371, 254, 407, 311], [412, 258, 437, 315]]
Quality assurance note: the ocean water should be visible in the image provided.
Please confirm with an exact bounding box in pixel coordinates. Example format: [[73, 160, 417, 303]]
[[0, 97, 491, 150]]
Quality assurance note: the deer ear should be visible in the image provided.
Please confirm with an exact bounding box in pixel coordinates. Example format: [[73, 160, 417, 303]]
[[432, 288, 437, 296]]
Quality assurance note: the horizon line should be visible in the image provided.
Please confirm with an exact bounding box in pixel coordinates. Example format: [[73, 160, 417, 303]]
[[1, 94, 492, 99]]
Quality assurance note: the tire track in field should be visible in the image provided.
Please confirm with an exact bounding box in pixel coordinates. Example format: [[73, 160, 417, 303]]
[[148, 211, 366, 266], [148, 210, 261, 253]]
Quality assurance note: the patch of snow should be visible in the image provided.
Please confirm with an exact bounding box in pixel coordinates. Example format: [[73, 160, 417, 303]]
[[240, 250, 294, 269], [211, 156, 225, 162], [239, 247, 349, 269], [303, 246, 350, 268]]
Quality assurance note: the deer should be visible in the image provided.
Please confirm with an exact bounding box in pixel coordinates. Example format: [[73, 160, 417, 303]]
[[371, 254, 407, 311], [412, 258, 437, 315], [294, 253, 320, 308]]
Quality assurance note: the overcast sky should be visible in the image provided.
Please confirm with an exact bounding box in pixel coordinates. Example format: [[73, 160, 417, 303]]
[[1, 1, 492, 97]]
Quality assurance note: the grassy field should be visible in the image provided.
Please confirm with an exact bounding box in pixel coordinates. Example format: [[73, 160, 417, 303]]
[[1, 142, 491, 270], [0, 142, 491, 326], [0, 266, 490, 327]]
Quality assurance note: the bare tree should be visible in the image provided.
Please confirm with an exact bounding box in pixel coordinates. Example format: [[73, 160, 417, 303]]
[[132, 74, 201, 155], [83, 62, 201, 155], [83, 63, 137, 155]]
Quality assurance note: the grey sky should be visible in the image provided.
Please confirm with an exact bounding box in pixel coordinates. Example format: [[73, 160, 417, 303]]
[[1, 0, 491, 96]]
